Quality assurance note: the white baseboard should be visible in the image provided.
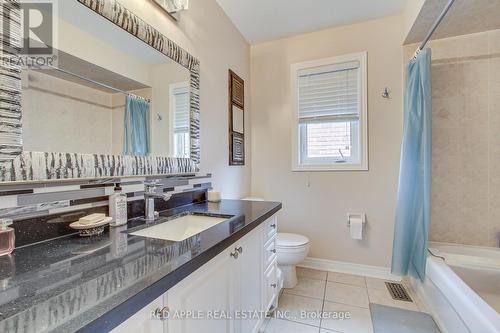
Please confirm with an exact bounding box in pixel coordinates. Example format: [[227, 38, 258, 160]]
[[298, 257, 402, 281]]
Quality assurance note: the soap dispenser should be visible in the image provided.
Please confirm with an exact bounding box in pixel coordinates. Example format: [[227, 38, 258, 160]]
[[109, 184, 128, 227], [0, 219, 15, 256]]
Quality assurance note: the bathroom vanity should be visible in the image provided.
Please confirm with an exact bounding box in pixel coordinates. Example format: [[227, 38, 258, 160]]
[[113, 208, 280, 333], [0, 200, 281, 332]]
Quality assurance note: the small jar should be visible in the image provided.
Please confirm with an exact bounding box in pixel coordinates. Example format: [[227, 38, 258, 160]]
[[0, 218, 15, 256]]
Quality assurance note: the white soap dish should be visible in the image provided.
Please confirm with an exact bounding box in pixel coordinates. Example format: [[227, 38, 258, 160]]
[[70, 217, 112, 237]]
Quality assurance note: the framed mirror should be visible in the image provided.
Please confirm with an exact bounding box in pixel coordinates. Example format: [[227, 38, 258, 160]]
[[0, 0, 200, 182]]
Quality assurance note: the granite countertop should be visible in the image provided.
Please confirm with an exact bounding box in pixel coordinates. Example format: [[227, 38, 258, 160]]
[[0, 199, 282, 333]]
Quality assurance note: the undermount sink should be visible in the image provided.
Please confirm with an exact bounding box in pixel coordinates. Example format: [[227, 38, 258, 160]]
[[130, 213, 231, 242]]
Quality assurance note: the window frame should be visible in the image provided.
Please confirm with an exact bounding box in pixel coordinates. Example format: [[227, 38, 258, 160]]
[[291, 52, 368, 171]]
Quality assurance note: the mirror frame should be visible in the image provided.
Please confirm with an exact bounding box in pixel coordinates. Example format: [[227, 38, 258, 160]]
[[0, 0, 200, 182]]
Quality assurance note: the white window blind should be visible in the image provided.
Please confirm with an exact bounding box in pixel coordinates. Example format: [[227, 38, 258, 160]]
[[298, 60, 360, 123], [292, 53, 367, 171], [173, 86, 189, 133], [172, 85, 190, 158]]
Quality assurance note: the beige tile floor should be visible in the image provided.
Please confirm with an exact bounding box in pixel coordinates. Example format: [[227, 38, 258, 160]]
[[261, 268, 429, 333]]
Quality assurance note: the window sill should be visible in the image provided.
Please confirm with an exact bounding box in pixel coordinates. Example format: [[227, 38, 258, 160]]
[[292, 163, 368, 172]]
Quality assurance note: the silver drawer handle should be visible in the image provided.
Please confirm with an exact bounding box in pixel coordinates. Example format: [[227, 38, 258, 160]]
[[270, 249, 276, 254], [230, 251, 239, 259], [270, 283, 277, 288], [270, 224, 276, 229], [236, 246, 243, 254]]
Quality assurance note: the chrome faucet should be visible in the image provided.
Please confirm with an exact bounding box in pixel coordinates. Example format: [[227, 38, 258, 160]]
[[144, 181, 172, 222]]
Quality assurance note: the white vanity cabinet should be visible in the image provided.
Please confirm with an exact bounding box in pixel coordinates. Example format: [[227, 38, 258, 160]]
[[233, 226, 264, 333], [165, 245, 237, 333], [165, 214, 278, 333], [111, 214, 278, 333]]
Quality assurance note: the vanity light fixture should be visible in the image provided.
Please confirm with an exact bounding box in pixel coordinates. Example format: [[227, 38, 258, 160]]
[[153, 0, 188, 19]]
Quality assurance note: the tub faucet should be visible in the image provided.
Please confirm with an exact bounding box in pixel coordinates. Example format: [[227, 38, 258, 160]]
[[144, 181, 172, 222]]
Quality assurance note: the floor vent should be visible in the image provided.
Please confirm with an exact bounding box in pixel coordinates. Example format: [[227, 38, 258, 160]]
[[385, 282, 413, 302]]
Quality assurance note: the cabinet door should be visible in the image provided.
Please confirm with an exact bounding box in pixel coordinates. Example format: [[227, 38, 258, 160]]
[[165, 247, 235, 333], [110, 296, 164, 333], [235, 228, 264, 333]]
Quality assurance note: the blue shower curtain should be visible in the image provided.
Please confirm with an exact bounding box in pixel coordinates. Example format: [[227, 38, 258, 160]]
[[391, 48, 432, 281], [123, 95, 151, 156]]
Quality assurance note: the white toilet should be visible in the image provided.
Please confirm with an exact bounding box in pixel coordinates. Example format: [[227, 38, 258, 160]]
[[276, 233, 310, 288], [241, 197, 310, 289]]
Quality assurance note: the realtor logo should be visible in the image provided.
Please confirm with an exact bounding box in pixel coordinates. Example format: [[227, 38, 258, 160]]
[[1, 0, 58, 68], [20, 2, 53, 55]]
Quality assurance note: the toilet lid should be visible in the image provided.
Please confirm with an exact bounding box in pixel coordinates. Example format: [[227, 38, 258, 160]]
[[276, 233, 309, 247]]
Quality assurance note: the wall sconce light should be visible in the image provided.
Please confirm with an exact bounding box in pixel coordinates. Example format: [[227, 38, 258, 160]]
[[152, 0, 188, 19]]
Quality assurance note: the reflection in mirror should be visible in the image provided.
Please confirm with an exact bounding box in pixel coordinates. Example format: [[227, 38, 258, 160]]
[[21, 1, 191, 158]]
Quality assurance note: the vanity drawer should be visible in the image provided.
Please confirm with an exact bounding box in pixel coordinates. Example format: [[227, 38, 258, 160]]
[[264, 264, 278, 311], [264, 216, 277, 243], [264, 237, 277, 270]]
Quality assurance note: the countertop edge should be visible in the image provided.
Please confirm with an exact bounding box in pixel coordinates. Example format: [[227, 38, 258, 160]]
[[78, 202, 282, 333]]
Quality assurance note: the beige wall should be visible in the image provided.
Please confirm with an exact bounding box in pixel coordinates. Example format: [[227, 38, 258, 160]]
[[404, 30, 500, 247], [118, 0, 252, 199], [250, 15, 406, 268]]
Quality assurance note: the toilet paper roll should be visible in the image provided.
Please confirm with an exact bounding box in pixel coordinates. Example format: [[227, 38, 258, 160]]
[[349, 217, 363, 240]]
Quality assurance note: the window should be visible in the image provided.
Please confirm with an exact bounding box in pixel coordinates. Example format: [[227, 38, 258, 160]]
[[291, 52, 368, 171], [170, 82, 190, 158]]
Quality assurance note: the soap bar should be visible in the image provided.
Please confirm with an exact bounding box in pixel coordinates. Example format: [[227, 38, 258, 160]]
[[79, 213, 106, 225]]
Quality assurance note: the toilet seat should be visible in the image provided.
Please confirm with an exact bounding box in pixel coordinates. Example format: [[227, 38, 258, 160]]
[[276, 233, 309, 249]]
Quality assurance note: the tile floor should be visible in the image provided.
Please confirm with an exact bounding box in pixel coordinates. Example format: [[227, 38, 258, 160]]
[[261, 268, 429, 333]]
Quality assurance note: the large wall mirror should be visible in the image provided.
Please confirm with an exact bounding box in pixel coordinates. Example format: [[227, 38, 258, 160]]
[[0, 0, 200, 182]]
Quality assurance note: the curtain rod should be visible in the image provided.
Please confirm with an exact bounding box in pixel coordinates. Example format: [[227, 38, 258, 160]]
[[43, 65, 151, 102], [411, 0, 456, 60]]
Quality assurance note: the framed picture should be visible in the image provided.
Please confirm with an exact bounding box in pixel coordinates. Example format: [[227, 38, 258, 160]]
[[231, 133, 245, 164], [229, 70, 245, 165]]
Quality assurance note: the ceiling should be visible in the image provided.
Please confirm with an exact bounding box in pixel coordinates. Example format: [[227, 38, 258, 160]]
[[405, 0, 500, 44], [216, 0, 409, 44]]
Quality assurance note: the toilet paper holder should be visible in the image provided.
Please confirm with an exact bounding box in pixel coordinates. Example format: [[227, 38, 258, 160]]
[[347, 213, 366, 226]]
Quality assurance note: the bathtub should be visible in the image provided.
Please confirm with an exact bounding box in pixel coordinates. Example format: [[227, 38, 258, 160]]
[[410, 242, 500, 333]]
